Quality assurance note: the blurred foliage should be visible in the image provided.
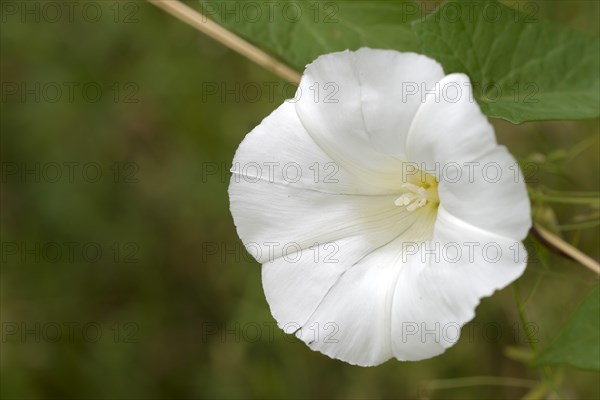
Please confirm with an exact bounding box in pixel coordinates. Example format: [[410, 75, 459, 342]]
[[534, 285, 599, 371], [1, 0, 599, 399]]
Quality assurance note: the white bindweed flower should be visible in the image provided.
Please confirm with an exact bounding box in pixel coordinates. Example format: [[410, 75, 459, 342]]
[[228, 48, 531, 366]]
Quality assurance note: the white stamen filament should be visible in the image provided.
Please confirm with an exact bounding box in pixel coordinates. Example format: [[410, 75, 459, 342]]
[[395, 183, 432, 211]]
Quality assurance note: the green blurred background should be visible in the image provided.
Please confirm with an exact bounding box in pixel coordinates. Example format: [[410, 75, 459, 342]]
[[1, 1, 598, 398]]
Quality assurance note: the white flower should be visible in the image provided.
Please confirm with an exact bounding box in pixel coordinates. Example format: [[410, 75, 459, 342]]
[[228, 48, 531, 366]]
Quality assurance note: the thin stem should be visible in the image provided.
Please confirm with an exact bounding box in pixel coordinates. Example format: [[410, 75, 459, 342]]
[[513, 284, 562, 399], [558, 219, 600, 231], [529, 188, 600, 206], [147, 0, 301, 84], [513, 284, 539, 352], [532, 224, 600, 275], [566, 136, 597, 162]]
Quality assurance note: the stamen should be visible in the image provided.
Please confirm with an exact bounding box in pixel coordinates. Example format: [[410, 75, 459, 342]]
[[395, 182, 437, 212]]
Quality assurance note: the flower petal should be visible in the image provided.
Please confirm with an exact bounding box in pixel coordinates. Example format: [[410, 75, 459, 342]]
[[390, 206, 527, 361], [229, 101, 431, 333], [404, 72, 531, 239], [438, 146, 532, 240], [230, 101, 383, 195], [230, 102, 420, 252], [354, 48, 445, 159], [249, 201, 428, 332], [291, 211, 437, 367], [232, 102, 402, 194], [294, 50, 407, 188], [291, 204, 525, 365], [293, 255, 399, 366], [406, 73, 498, 169], [293, 228, 428, 366]]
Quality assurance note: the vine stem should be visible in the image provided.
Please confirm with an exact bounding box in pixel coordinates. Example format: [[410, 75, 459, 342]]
[[147, 0, 301, 83], [149, 0, 600, 276], [532, 224, 600, 275]]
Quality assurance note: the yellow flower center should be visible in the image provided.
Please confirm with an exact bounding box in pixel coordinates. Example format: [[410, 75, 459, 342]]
[[394, 170, 439, 212]]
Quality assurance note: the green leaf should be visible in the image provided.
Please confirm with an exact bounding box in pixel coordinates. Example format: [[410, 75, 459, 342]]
[[199, 0, 421, 72], [412, 0, 600, 123], [203, 0, 599, 123], [534, 285, 600, 371]]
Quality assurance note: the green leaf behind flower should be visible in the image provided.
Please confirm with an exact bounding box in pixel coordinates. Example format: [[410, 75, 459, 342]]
[[412, 0, 600, 123], [199, 0, 421, 72], [534, 285, 600, 371], [201, 0, 600, 123]]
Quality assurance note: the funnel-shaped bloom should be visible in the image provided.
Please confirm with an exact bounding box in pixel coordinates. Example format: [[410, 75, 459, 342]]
[[228, 49, 531, 366]]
